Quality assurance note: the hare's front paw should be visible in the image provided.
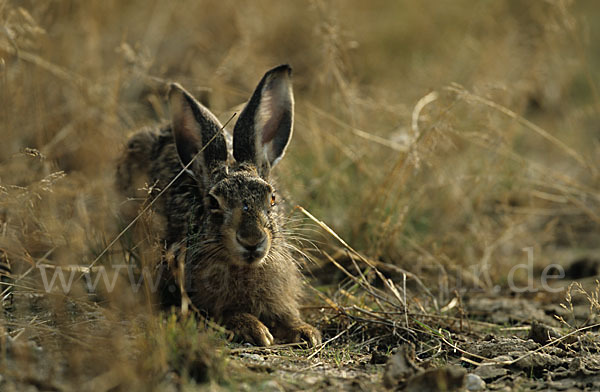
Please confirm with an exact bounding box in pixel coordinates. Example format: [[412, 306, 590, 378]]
[[288, 323, 322, 347], [226, 313, 274, 346]]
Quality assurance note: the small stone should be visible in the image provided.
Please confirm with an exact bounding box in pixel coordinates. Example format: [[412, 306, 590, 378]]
[[474, 363, 508, 380], [465, 373, 486, 391], [383, 344, 421, 388], [528, 321, 560, 345], [240, 353, 263, 361], [404, 366, 465, 392], [262, 380, 285, 392]]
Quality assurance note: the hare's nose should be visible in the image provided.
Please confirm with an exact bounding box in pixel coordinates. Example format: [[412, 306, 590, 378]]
[[236, 232, 267, 251]]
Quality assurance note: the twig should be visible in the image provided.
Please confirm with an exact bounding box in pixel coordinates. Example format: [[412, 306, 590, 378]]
[[412, 91, 439, 137], [229, 341, 309, 354], [322, 251, 401, 310], [297, 206, 406, 309], [447, 84, 594, 173], [307, 103, 408, 152], [307, 321, 357, 360], [0, 42, 88, 88]]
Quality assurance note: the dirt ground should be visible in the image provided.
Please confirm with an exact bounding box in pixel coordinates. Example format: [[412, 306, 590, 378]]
[[2, 257, 600, 391]]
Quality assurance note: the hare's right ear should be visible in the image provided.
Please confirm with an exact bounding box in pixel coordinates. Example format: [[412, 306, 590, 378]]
[[168, 83, 227, 173]]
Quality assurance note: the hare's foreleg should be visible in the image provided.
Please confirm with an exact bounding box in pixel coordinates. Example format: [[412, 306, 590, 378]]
[[224, 312, 274, 346], [272, 315, 321, 347]]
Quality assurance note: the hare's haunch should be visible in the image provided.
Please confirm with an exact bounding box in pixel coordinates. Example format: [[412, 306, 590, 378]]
[[116, 65, 321, 347]]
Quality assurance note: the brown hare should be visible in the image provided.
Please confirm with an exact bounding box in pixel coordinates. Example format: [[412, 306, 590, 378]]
[[116, 65, 321, 347]]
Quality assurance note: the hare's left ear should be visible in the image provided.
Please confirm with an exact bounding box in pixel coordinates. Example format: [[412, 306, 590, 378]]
[[233, 65, 294, 175]]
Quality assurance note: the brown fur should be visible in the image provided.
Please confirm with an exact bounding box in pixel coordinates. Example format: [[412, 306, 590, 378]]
[[116, 65, 320, 346]]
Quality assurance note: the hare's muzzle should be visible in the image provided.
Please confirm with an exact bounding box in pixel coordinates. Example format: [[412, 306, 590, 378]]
[[236, 231, 269, 264]]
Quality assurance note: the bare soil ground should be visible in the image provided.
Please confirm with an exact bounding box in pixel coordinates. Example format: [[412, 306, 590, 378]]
[[3, 256, 600, 391]]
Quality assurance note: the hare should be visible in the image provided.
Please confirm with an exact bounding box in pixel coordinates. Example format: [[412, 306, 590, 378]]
[[116, 65, 321, 347]]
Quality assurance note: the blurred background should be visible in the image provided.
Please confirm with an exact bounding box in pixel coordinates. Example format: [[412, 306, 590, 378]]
[[1, 0, 599, 388]]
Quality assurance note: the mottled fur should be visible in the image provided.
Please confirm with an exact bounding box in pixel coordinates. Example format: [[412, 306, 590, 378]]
[[116, 65, 320, 346]]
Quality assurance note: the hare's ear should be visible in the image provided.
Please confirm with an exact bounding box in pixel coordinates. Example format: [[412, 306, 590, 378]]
[[169, 83, 227, 172], [233, 64, 294, 174]]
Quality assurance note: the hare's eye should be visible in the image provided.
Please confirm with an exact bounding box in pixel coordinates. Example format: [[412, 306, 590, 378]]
[[270, 193, 276, 207], [207, 195, 221, 210], [242, 202, 249, 212]]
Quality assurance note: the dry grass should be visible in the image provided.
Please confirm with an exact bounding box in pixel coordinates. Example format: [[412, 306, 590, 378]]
[[1, 0, 600, 390]]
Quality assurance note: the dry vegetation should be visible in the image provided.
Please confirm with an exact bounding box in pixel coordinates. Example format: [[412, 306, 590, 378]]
[[1, 0, 600, 390]]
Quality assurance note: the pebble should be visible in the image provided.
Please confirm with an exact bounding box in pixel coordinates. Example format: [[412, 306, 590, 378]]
[[240, 353, 264, 361], [465, 373, 486, 391]]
